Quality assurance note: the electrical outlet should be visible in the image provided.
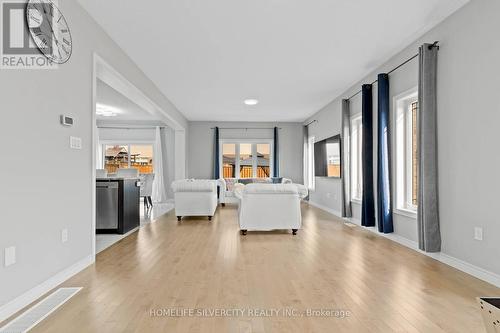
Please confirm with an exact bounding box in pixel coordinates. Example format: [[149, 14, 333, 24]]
[[474, 227, 483, 241], [61, 229, 68, 243], [4, 246, 16, 267]]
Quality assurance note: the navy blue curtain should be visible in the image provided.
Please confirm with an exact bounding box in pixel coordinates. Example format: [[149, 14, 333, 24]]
[[377, 74, 394, 233], [273, 127, 280, 177], [213, 127, 220, 179], [361, 84, 376, 227]]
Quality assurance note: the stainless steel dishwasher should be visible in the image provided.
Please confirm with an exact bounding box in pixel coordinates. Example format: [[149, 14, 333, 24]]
[[96, 181, 119, 230]]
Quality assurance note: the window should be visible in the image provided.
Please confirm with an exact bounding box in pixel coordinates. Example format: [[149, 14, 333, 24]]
[[395, 88, 418, 213], [256, 144, 271, 177], [220, 141, 273, 179], [222, 143, 236, 178], [326, 137, 341, 178], [351, 115, 363, 201], [104, 144, 154, 174], [239, 143, 253, 178], [104, 145, 129, 173]]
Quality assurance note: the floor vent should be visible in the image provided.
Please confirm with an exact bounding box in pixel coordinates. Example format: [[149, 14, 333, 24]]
[[0, 287, 82, 333]]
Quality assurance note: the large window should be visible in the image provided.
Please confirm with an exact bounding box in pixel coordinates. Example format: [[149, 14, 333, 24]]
[[256, 144, 271, 177], [222, 143, 236, 178], [239, 143, 253, 178], [104, 144, 154, 174], [351, 115, 363, 201], [221, 141, 272, 179], [395, 88, 418, 213]]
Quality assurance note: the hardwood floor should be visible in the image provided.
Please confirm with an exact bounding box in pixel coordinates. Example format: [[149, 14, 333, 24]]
[[20, 204, 500, 332]]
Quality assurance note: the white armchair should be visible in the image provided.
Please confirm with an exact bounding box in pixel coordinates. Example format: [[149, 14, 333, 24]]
[[171, 179, 218, 221], [234, 183, 308, 235]]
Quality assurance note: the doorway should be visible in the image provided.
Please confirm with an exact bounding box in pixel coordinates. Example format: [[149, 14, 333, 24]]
[[91, 54, 186, 257]]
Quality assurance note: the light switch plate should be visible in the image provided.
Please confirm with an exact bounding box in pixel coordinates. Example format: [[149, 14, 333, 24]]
[[474, 227, 483, 241], [4, 246, 16, 267], [61, 229, 68, 243], [70, 136, 82, 150]]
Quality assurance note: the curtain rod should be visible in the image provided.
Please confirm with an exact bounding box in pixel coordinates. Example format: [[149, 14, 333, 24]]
[[304, 120, 317, 127], [210, 127, 281, 130], [346, 41, 439, 101], [98, 126, 166, 130]]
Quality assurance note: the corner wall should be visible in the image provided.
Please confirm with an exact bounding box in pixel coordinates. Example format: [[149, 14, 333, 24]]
[[305, 0, 500, 276]]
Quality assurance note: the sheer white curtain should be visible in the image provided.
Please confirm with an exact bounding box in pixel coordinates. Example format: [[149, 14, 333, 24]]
[[95, 127, 103, 169], [163, 127, 176, 199], [152, 126, 168, 203]]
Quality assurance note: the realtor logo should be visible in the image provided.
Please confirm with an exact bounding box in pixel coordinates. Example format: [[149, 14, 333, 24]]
[[1, 0, 57, 69]]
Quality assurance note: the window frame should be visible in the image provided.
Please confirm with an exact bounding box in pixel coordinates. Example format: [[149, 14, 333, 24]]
[[219, 139, 274, 179], [101, 140, 155, 173], [350, 114, 363, 203], [306, 136, 315, 190], [394, 87, 418, 217]]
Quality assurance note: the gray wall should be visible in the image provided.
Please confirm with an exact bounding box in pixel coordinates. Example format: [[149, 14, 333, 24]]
[[0, 1, 186, 307], [306, 0, 500, 275], [188, 122, 304, 184]]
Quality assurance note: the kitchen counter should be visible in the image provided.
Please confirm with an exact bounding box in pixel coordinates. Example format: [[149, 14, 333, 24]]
[[96, 178, 140, 234]]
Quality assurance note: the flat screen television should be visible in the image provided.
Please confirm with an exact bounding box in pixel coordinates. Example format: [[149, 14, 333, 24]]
[[314, 134, 341, 178]]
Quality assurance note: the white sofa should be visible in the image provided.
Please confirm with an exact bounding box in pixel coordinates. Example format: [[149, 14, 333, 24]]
[[234, 183, 308, 235], [171, 179, 218, 221], [218, 177, 292, 205]]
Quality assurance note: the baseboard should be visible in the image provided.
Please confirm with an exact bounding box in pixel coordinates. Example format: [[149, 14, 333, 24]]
[[430, 252, 500, 288], [309, 201, 500, 288], [0, 255, 93, 323], [307, 201, 342, 219]]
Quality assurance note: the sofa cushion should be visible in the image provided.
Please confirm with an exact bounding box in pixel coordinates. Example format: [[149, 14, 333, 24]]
[[172, 179, 216, 192], [238, 178, 272, 185], [242, 183, 308, 198], [237, 178, 253, 185], [271, 177, 283, 184]]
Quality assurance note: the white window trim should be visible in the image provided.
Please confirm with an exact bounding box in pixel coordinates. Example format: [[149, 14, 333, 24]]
[[219, 139, 274, 179], [350, 114, 363, 202], [307, 136, 315, 191], [394, 87, 418, 218]]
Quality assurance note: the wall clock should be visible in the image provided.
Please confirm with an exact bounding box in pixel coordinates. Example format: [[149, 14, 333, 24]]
[[26, 0, 72, 64]]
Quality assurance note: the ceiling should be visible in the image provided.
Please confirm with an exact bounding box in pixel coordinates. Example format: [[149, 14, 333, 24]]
[[81, 0, 469, 122], [96, 79, 158, 122]]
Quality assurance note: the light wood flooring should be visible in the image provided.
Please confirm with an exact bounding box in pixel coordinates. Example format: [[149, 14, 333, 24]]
[[10, 204, 500, 332]]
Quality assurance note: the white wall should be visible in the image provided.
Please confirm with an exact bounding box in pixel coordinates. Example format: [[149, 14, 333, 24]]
[[305, 0, 500, 276], [188, 122, 304, 184], [0, 0, 187, 316]]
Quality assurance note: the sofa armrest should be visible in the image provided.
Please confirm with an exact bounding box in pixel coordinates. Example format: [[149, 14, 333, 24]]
[[233, 183, 245, 200]]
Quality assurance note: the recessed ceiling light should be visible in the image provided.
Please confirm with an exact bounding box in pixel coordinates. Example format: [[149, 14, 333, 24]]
[[96, 104, 120, 117], [244, 99, 259, 106]]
